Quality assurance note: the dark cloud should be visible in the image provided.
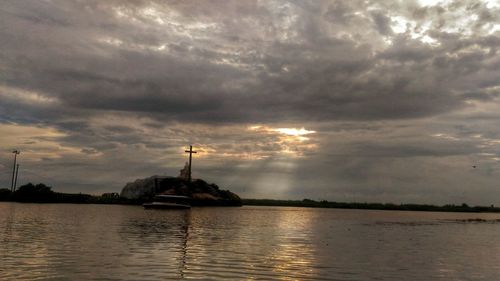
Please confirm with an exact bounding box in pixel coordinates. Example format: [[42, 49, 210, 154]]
[[2, 0, 497, 124], [0, 0, 499, 204], [371, 11, 393, 36]]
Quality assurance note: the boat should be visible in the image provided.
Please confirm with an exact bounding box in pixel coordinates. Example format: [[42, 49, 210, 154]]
[[143, 195, 191, 209]]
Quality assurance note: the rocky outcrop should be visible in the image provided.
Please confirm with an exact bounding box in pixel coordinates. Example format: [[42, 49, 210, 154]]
[[120, 176, 159, 199], [120, 176, 241, 206]]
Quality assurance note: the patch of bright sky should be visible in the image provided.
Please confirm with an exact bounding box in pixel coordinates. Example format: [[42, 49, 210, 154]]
[[431, 133, 460, 141], [0, 85, 59, 105], [390, 16, 440, 46], [390, 0, 499, 46], [390, 16, 411, 34], [266, 1, 300, 41], [98, 37, 170, 53], [113, 4, 218, 43], [0, 124, 84, 161], [489, 23, 500, 34], [99, 37, 123, 47], [419, 0, 499, 9], [442, 14, 479, 36], [433, 3, 497, 36], [141, 7, 166, 25], [417, 0, 453, 6], [431, 131, 500, 162], [249, 126, 316, 138], [273, 128, 316, 137]]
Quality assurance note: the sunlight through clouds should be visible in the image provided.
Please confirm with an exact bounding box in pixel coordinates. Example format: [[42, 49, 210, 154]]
[[248, 126, 317, 156], [273, 128, 316, 138]]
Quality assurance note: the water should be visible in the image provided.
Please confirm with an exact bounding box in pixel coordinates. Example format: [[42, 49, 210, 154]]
[[1, 203, 500, 280]]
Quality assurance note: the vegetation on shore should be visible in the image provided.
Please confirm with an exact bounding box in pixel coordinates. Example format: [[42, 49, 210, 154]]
[[0, 183, 139, 205], [0, 182, 240, 206], [2, 183, 500, 213], [243, 198, 500, 213]]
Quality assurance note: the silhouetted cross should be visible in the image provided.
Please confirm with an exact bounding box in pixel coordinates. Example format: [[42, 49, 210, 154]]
[[185, 145, 197, 181]]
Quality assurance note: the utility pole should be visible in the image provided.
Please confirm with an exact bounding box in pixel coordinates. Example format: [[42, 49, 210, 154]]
[[184, 145, 197, 182], [10, 150, 20, 192], [13, 164, 19, 192]]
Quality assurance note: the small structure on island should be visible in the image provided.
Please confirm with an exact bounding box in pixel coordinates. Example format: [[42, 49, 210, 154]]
[[179, 162, 190, 180], [101, 192, 120, 199]]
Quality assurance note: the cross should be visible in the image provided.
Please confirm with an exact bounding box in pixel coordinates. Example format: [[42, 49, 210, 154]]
[[185, 145, 197, 182]]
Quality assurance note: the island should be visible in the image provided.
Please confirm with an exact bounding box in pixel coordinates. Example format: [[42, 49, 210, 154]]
[[121, 176, 241, 207], [120, 148, 242, 206]]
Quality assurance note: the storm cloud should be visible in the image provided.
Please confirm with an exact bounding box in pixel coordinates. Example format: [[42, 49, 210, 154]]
[[0, 0, 499, 204]]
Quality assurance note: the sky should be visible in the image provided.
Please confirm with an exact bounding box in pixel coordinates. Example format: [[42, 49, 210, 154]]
[[0, 0, 499, 205]]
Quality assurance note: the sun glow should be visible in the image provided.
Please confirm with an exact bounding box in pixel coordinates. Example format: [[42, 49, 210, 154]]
[[248, 125, 318, 157], [250, 126, 316, 137], [273, 128, 316, 137]]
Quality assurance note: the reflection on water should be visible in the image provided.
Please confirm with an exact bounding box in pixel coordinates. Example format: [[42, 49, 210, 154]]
[[1, 203, 500, 280]]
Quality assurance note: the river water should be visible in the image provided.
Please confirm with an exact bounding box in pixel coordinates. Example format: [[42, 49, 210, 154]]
[[1, 203, 500, 280]]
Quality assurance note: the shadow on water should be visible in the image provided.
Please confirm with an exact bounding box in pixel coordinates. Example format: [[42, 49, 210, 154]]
[[119, 209, 191, 279]]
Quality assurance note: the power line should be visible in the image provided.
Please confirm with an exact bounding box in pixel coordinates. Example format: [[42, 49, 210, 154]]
[[10, 150, 20, 192]]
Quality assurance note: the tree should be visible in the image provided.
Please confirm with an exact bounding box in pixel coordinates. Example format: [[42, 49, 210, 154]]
[[0, 188, 12, 201], [13, 183, 55, 202]]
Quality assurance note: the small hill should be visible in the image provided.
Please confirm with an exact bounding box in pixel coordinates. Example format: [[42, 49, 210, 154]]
[[120, 176, 241, 206]]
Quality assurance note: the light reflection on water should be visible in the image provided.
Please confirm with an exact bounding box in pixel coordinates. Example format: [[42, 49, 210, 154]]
[[1, 203, 500, 280]]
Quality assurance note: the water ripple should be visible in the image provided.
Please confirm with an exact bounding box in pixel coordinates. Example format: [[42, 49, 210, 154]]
[[2, 204, 500, 280]]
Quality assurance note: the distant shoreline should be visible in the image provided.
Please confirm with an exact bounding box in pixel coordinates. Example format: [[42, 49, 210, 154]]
[[3, 184, 500, 213], [242, 199, 500, 213]]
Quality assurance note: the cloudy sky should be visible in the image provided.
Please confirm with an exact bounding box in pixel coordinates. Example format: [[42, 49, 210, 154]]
[[0, 0, 499, 204]]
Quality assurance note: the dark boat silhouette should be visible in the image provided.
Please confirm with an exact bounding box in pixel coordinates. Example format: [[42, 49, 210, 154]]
[[143, 195, 191, 209]]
